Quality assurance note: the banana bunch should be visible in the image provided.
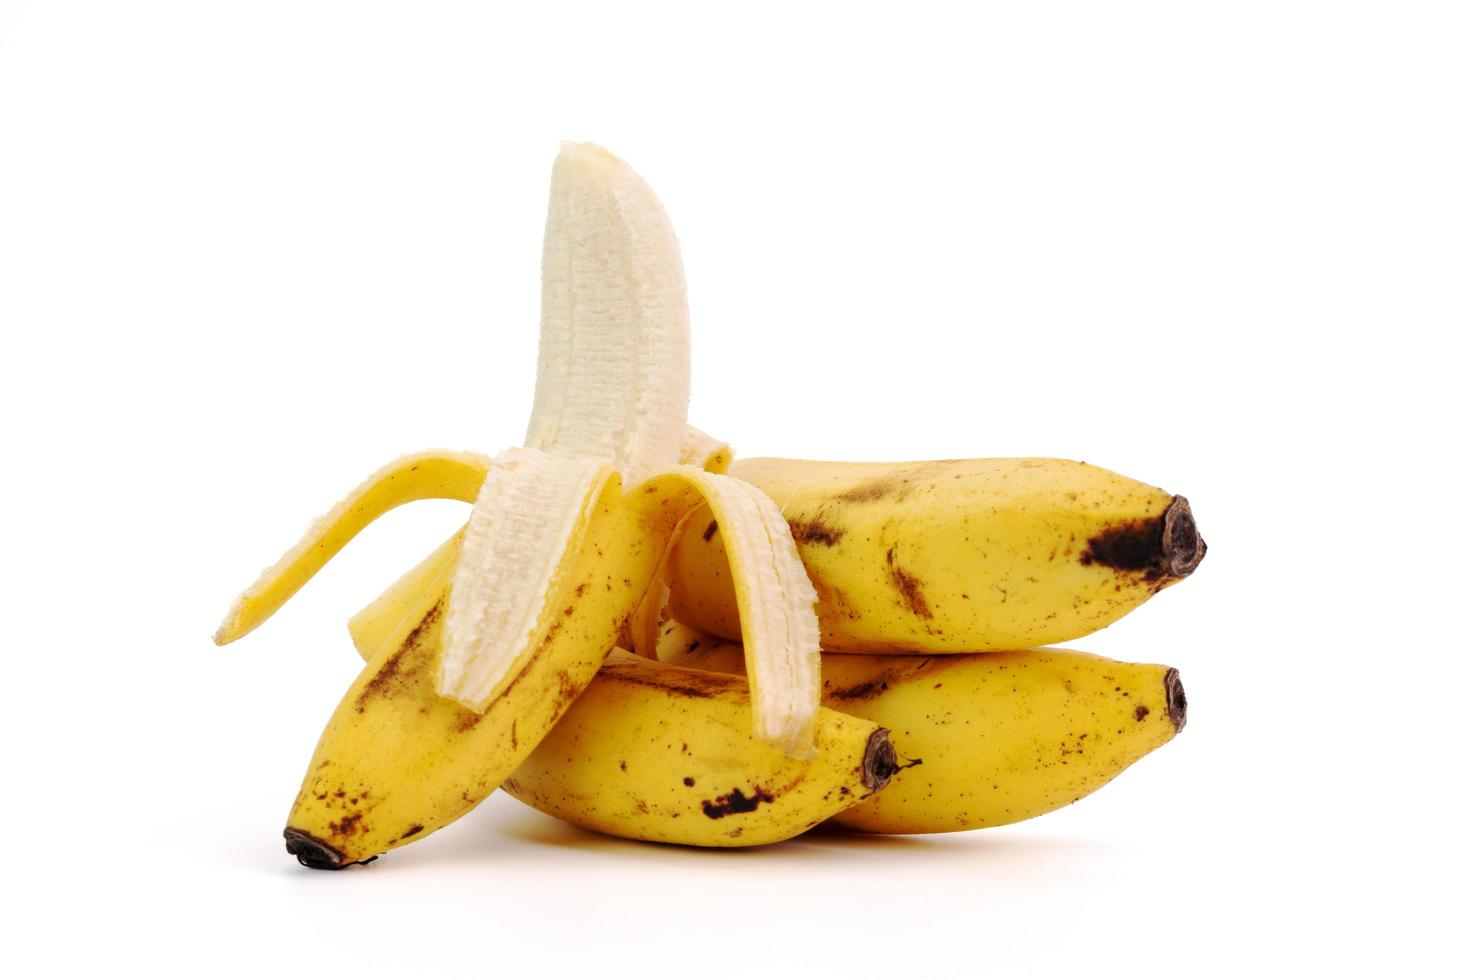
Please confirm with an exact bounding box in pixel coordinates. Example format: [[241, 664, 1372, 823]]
[[216, 143, 1204, 866]]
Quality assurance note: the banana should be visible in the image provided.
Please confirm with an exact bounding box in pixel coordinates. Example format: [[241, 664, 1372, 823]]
[[282, 475, 705, 867], [659, 639, 1185, 834], [666, 457, 1205, 654], [345, 563, 890, 848], [348, 601, 1184, 841], [215, 144, 824, 866], [502, 651, 898, 847], [342, 429, 730, 661]]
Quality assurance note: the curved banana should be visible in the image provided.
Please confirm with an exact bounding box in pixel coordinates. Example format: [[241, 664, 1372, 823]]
[[503, 652, 897, 847], [660, 639, 1185, 834], [215, 143, 823, 866], [282, 474, 705, 867], [666, 457, 1206, 654]]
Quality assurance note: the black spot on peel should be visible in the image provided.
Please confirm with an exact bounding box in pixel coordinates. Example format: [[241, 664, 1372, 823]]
[[1081, 517, 1168, 578], [702, 520, 719, 542], [789, 516, 845, 547], [328, 813, 364, 837], [355, 603, 442, 711], [683, 776, 695, 787], [1082, 497, 1204, 583], [1135, 705, 1151, 721], [701, 786, 775, 819], [885, 547, 933, 619], [399, 824, 424, 840]]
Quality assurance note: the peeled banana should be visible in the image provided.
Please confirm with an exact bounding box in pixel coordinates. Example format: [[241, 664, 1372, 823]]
[[281, 475, 702, 866], [215, 141, 1203, 865], [667, 456, 1205, 654], [216, 144, 825, 867]]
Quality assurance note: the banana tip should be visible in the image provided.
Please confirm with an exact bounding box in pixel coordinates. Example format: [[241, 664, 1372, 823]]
[[863, 729, 901, 792], [284, 828, 373, 870], [1163, 496, 1206, 578], [1164, 668, 1187, 733]]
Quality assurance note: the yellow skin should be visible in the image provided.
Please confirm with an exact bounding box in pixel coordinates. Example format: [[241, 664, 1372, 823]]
[[284, 472, 710, 866], [667, 457, 1205, 654], [214, 451, 490, 645], [660, 640, 1184, 834], [501, 652, 897, 847], [346, 595, 897, 846], [349, 581, 1183, 840], [217, 440, 773, 867]]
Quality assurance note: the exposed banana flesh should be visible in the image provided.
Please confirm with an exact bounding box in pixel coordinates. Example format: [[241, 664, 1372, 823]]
[[283, 475, 704, 867], [216, 143, 1202, 864], [215, 144, 822, 867], [666, 457, 1206, 654], [342, 431, 728, 660]]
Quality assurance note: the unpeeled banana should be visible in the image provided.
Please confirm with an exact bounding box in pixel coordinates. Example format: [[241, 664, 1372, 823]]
[[503, 651, 898, 846], [660, 640, 1185, 834], [345, 600, 1183, 842], [666, 456, 1205, 654]]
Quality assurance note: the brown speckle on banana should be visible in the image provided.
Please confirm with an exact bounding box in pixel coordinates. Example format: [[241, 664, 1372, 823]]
[[658, 641, 1184, 835], [499, 652, 897, 847], [667, 458, 1206, 654]]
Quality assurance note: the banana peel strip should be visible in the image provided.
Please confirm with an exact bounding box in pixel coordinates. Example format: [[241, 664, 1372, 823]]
[[348, 467, 822, 758], [218, 427, 728, 653], [672, 467, 821, 757], [213, 450, 490, 645], [627, 430, 731, 657]]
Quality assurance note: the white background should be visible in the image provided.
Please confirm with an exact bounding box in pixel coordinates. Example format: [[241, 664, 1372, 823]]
[[2, 1, 1466, 976]]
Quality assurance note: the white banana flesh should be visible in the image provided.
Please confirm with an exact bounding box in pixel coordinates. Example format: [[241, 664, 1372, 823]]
[[524, 142, 691, 486], [219, 143, 822, 760], [438, 449, 614, 709]]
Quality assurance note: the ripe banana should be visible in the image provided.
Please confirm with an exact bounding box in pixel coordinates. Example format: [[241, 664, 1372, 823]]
[[283, 474, 705, 866], [347, 576, 894, 847], [666, 457, 1206, 654], [216, 144, 824, 866], [659, 639, 1185, 834], [348, 600, 1184, 841], [502, 651, 898, 846]]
